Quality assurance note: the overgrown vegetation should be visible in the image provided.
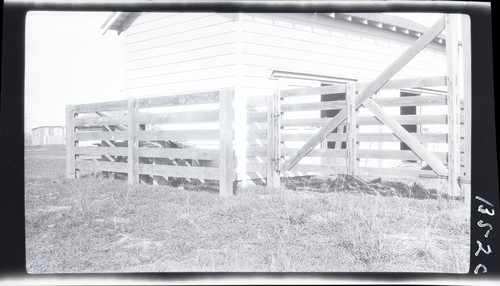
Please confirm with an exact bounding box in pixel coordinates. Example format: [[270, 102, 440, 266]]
[[25, 145, 470, 273]]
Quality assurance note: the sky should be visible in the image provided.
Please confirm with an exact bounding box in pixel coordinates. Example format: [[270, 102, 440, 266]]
[[24, 11, 124, 132], [24, 11, 444, 133]]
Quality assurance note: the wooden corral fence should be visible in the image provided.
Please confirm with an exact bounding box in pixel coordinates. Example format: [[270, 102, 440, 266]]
[[247, 14, 471, 198], [66, 15, 470, 198], [66, 90, 236, 197]]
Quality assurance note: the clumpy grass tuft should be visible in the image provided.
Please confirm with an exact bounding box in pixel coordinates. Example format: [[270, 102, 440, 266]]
[[25, 145, 469, 273]]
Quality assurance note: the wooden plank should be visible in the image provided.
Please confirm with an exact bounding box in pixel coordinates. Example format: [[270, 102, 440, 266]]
[[138, 164, 220, 180], [446, 14, 461, 197], [73, 100, 128, 113], [73, 115, 128, 127], [282, 16, 446, 171], [279, 76, 446, 99], [247, 95, 268, 107], [136, 90, 219, 108], [281, 114, 447, 127], [357, 167, 440, 179], [290, 164, 348, 174], [66, 105, 76, 179], [283, 148, 347, 158], [267, 90, 281, 188], [247, 146, 267, 157], [247, 111, 267, 123], [95, 112, 127, 131], [356, 76, 447, 92], [137, 129, 220, 141], [353, 133, 447, 143], [346, 84, 357, 176], [246, 162, 267, 174], [357, 149, 447, 163], [281, 101, 346, 112], [137, 147, 219, 160], [281, 84, 346, 98], [75, 160, 128, 173], [247, 131, 267, 141], [279, 95, 446, 113], [136, 110, 219, 124], [75, 126, 110, 132], [248, 146, 347, 158], [373, 95, 447, 107], [460, 14, 472, 201], [360, 114, 447, 125], [219, 89, 235, 197], [279, 132, 447, 144], [128, 98, 139, 184], [363, 99, 448, 175], [74, 131, 128, 141], [282, 132, 319, 142], [75, 146, 128, 156]]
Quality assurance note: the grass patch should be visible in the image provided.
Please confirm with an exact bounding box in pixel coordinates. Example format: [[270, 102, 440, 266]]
[[25, 145, 470, 273]]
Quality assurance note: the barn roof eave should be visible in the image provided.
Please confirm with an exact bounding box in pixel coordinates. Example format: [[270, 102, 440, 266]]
[[101, 11, 445, 43], [327, 13, 446, 43], [101, 12, 141, 35]]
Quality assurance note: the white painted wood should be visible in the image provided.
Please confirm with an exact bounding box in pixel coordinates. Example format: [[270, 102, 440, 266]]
[[125, 77, 236, 98], [126, 13, 235, 44], [127, 54, 236, 79], [282, 16, 446, 171], [127, 28, 235, 55], [130, 12, 178, 26], [446, 14, 461, 197], [364, 98, 448, 175], [266, 90, 281, 189], [346, 84, 357, 176], [219, 89, 235, 197], [126, 43, 236, 71], [128, 98, 139, 184], [123, 13, 237, 99], [126, 66, 237, 89], [460, 14, 472, 202], [66, 106, 76, 179]]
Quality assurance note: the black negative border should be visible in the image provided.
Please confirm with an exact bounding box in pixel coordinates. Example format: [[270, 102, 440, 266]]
[[1, 0, 498, 284]]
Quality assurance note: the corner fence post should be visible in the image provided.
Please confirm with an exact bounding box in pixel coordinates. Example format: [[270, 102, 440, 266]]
[[267, 90, 281, 189], [128, 98, 139, 184], [460, 14, 472, 204], [446, 14, 461, 197], [219, 89, 235, 197], [65, 105, 76, 179], [346, 83, 357, 176]]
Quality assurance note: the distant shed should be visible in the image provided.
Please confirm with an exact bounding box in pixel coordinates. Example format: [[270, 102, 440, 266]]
[[31, 126, 65, 146]]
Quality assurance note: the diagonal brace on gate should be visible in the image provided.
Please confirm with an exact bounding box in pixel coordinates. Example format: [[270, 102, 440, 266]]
[[281, 16, 448, 175]]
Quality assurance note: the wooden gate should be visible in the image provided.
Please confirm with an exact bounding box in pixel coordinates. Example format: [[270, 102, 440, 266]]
[[264, 14, 471, 198]]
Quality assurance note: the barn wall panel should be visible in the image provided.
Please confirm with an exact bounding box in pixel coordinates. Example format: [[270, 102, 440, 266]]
[[239, 13, 446, 93], [124, 13, 238, 98]]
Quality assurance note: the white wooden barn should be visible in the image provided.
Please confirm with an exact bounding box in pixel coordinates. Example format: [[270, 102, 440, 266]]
[[30, 126, 65, 146], [101, 12, 459, 182]]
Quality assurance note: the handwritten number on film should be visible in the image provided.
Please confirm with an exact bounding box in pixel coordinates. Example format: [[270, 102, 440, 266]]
[[474, 196, 494, 274]]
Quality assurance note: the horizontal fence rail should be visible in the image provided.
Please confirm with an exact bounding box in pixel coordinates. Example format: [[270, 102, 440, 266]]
[[67, 80, 468, 197], [66, 89, 235, 196], [245, 75, 468, 197]]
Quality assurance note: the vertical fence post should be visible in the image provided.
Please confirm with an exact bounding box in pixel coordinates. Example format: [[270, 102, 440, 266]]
[[267, 90, 281, 189], [446, 14, 461, 197], [219, 89, 235, 197], [65, 105, 76, 179], [460, 14, 472, 204], [128, 98, 139, 184], [346, 83, 357, 176]]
